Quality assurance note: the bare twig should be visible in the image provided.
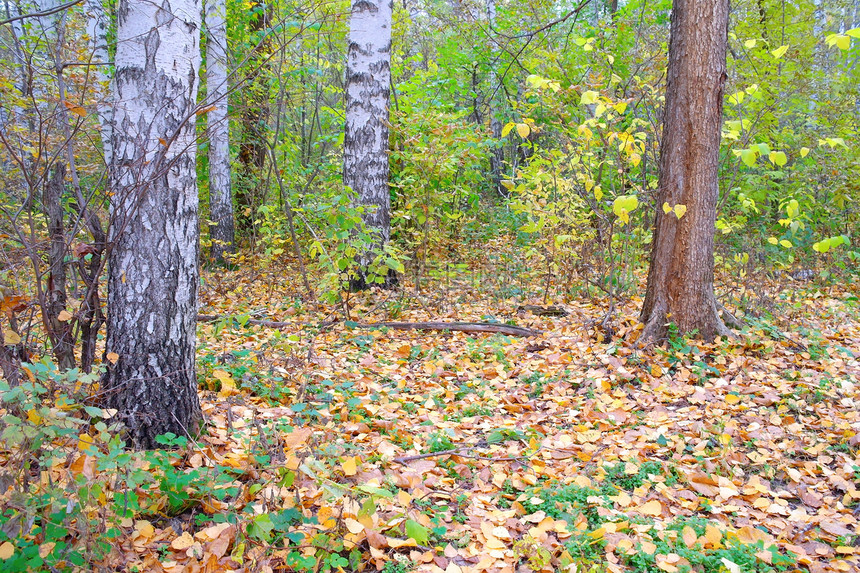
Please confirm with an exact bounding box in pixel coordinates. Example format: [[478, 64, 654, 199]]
[[0, 0, 82, 26]]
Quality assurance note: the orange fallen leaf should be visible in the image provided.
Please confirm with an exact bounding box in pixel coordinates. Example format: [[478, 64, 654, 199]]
[[638, 499, 663, 516]]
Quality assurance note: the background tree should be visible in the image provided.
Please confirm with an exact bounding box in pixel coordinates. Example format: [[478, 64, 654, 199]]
[[102, 0, 203, 449], [233, 0, 271, 239], [85, 0, 112, 165], [206, 0, 234, 264], [639, 0, 733, 342], [344, 0, 394, 290]]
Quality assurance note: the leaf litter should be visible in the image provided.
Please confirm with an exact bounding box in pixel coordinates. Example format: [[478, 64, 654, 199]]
[[4, 260, 860, 573]]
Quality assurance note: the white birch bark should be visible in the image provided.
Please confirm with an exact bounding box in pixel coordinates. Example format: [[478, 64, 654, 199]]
[[205, 0, 234, 263], [85, 0, 113, 166], [1, 0, 29, 138], [104, 0, 202, 449], [344, 0, 394, 289]]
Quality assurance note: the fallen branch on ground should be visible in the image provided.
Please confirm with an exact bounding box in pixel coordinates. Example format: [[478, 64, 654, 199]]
[[356, 321, 542, 337], [516, 304, 569, 317], [392, 446, 530, 465], [197, 315, 541, 337], [197, 314, 292, 328]]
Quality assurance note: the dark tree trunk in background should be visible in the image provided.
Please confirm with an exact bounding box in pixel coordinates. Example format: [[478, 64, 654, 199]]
[[639, 0, 732, 343], [103, 0, 203, 449], [344, 0, 395, 290], [236, 1, 271, 238], [42, 164, 75, 370], [486, 0, 505, 196]]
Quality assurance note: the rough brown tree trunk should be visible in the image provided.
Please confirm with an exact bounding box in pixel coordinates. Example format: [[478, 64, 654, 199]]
[[486, 0, 505, 196], [639, 0, 732, 343], [103, 0, 203, 449], [42, 164, 76, 370], [235, 1, 271, 238]]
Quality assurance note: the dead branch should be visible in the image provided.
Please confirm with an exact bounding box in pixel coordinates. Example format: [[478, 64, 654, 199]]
[[197, 315, 542, 338], [357, 321, 541, 337], [197, 314, 292, 328], [516, 305, 569, 317]]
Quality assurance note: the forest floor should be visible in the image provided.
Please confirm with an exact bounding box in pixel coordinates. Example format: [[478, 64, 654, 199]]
[[6, 256, 860, 573]]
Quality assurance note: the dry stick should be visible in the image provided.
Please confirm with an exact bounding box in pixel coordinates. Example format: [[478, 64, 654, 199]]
[[359, 321, 542, 338], [392, 446, 532, 465], [391, 447, 468, 464], [196, 315, 542, 337]]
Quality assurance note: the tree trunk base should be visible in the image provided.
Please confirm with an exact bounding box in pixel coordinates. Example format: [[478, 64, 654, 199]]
[[349, 268, 399, 292], [639, 299, 734, 346]]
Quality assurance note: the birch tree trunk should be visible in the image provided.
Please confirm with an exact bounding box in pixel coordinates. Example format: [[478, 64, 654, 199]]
[[85, 0, 113, 166], [205, 0, 234, 264], [344, 0, 394, 290], [103, 0, 203, 449], [639, 0, 732, 343]]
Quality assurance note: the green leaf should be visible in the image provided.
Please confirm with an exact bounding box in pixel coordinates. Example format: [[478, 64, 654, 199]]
[[580, 90, 599, 105], [356, 484, 394, 498], [405, 519, 429, 545], [612, 195, 638, 225], [248, 514, 274, 541], [740, 148, 757, 167], [768, 151, 787, 166], [386, 257, 405, 274], [84, 406, 104, 417]]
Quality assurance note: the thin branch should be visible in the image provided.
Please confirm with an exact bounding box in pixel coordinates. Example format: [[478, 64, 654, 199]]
[[0, 0, 82, 26]]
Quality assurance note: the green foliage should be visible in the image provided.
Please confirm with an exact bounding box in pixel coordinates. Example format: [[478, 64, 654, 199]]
[[513, 535, 552, 571], [600, 461, 677, 492], [427, 431, 455, 453], [619, 517, 796, 573], [0, 362, 122, 571]]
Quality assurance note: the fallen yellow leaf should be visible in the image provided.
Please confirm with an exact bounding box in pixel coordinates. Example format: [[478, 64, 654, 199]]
[[342, 456, 357, 476], [135, 520, 155, 539], [344, 518, 364, 534], [639, 499, 663, 516], [171, 532, 195, 550], [703, 524, 722, 548]]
